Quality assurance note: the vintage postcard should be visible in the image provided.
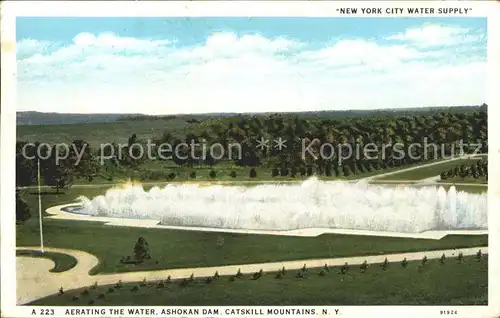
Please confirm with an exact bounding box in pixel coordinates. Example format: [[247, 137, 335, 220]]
[[1, 1, 499, 317]]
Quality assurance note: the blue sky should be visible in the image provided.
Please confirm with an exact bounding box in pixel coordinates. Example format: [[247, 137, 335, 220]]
[[16, 17, 487, 114]]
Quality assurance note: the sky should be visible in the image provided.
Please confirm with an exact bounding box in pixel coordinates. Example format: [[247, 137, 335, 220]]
[[16, 17, 487, 114]]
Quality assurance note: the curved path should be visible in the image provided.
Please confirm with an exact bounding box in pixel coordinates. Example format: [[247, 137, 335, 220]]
[[17, 245, 488, 305]]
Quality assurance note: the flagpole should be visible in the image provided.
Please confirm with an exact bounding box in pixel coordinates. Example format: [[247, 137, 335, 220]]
[[37, 158, 44, 253]]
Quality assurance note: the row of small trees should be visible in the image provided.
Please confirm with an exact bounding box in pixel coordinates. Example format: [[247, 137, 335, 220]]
[[440, 160, 488, 180]]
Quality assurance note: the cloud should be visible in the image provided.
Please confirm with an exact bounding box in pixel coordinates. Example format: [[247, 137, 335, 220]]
[[16, 24, 486, 114], [384, 23, 484, 48]]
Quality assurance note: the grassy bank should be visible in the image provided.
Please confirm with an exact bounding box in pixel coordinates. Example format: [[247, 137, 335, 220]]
[[30, 255, 488, 305]]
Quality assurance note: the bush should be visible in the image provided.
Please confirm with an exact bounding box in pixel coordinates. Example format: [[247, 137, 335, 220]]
[[167, 172, 176, 180], [230, 171, 237, 178], [381, 257, 389, 270], [440, 253, 446, 264], [401, 258, 408, 268], [134, 237, 152, 261], [299, 167, 306, 176], [107, 287, 114, 293], [81, 289, 89, 296], [115, 280, 123, 289], [340, 262, 349, 274], [189, 171, 196, 179], [97, 293, 105, 299], [131, 285, 139, 292], [209, 170, 217, 179], [72, 295, 79, 301], [421, 256, 428, 265], [306, 166, 313, 176], [249, 168, 257, 178], [271, 168, 279, 177], [88, 299, 95, 305], [360, 260, 368, 272]]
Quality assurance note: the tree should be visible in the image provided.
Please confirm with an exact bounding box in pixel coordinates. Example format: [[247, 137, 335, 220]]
[[249, 168, 257, 178], [134, 237, 151, 261], [16, 190, 31, 223]]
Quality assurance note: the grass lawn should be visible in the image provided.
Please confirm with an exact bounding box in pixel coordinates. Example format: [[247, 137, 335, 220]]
[[17, 217, 487, 275], [16, 250, 77, 273], [375, 159, 481, 181], [29, 255, 488, 305]]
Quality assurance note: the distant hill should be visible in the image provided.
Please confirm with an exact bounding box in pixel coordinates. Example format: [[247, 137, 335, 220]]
[[16, 112, 135, 126], [17, 105, 486, 126]]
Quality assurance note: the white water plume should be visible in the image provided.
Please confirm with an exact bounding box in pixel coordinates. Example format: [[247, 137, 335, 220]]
[[73, 177, 487, 233]]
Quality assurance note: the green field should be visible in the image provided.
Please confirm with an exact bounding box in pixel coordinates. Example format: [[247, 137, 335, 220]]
[[375, 159, 484, 181], [29, 255, 488, 305], [17, 214, 487, 275], [17, 119, 188, 149], [16, 250, 77, 273]]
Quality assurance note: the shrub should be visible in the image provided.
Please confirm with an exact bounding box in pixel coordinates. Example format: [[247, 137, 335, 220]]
[[72, 295, 79, 301], [134, 237, 152, 261], [340, 262, 349, 274], [209, 170, 217, 179], [88, 299, 95, 305], [306, 166, 313, 176], [81, 289, 89, 296], [107, 287, 114, 293], [271, 168, 279, 177], [190, 171, 196, 179], [360, 260, 368, 272], [299, 167, 306, 176], [97, 293, 105, 299], [167, 172, 176, 180], [421, 256, 428, 265], [249, 168, 257, 178], [381, 257, 389, 270], [440, 253, 446, 264], [252, 272, 261, 280], [230, 171, 237, 178], [131, 285, 139, 292], [401, 258, 408, 268]]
